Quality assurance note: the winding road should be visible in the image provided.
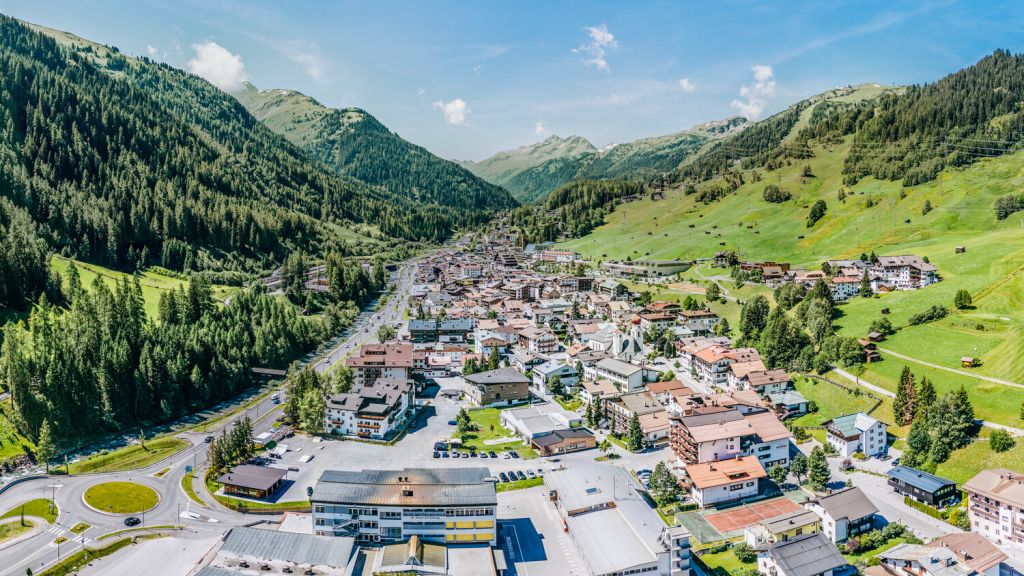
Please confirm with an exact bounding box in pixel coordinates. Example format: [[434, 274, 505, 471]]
[[0, 260, 419, 576]]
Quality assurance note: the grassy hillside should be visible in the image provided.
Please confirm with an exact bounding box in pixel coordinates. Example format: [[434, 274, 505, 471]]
[[561, 138, 1024, 426]]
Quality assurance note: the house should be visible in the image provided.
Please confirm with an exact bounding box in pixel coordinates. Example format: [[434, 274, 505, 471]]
[[579, 378, 620, 404], [684, 455, 766, 507], [310, 468, 497, 545], [647, 380, 692, 407], [605, 391, 665, 436], [766, 390, 810, 419], [638, 312, 678, 333], [830, 276, 862, 301], [803, 487, 878, 543], [925, 532, 1012, 576], [408, 318, 475, 344], [531, 360, 579, 394], [886, 466, 959, 508], [744, 509, 822, 547], [963, 469, 1024, 550], [962, 357, 978, 368], [757, 533, 853, 576], [462, 367, 531, 407], [639, 410, 673, 444], [517, 326, 559, 354], [216, 464, 288, 500], [324, 378, 415, 439], [544, 465, 693, 576], [669, 408, 792, 468], [876, 544, 975, 576], [726, 361, 768, 390], [597, 278, 630, 300], [679, 309, 720, 334], [824, 413, 887, 457], [692, 346, 761, 388], [872, 255, 938, 289], [594, 357, 647, 393], [511, 349, 546, 373], [531, 429, 597, 456]]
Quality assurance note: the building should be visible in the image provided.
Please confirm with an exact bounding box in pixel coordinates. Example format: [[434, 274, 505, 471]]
[[501, 403, 582, 439], [824, 413, 888, 457], [692, 345, 761, 388], [669, 408, 792, 468], [679, 309, 720, 334], [600, 259, 692, 278], [216, 465, 288, 500], [684, 455, 766, 507], [408, 318, 475, 344], [605, 391, 664, 436], [639, 312, 678, 332], [517, 326, 559, 354], [544, 465, 693, 576], [531, 429, 597, 456], [310, 468, 497, 545], [534, 249, 578, 263], [830, 276, 863, 301], [531, 360, 579, 394], [886, 466, 959, 508], [324, 378, 414, 439], [757, 533, 853, 576], [594, 357, 646, 393], [744, 509, 822, 547], [766, 390, 810, 419], [462, 367, 530, 407], [597, 278, 630, 300], [963, 469, 1024, 550], [876, 544, 975, 576], [196, 527, 356, 576], [579, 378, 620, 404], [803, 487, 878, 543], [925, 532, 1013, 576], [346, 342, 416, 387], [872, 255, 938, 289]]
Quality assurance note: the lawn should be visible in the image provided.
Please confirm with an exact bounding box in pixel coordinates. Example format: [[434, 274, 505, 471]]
[[180, 473, 206, 507], [700, 548, 755, 576], [38, 534, 163, 576], [83, 482, 159, 514], [559, 137, 1024, 427], [789, 377, 881, 442], [454, 408, 538, 457], [933, 428, 1024, 485], [0, 400, 35, 462], [204, 473, 310, 513], [1, 499, 57, 524], [0, 518, 36, 543], [68, 436, 188, 474], [70, 522, 91, 534], [495, 477, 544, 492], [843, 537, 907, 565]]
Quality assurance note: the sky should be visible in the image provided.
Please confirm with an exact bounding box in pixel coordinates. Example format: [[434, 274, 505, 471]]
[[4, 0, 1024, 161]]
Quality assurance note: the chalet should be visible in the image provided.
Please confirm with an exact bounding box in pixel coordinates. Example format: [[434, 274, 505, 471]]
[[531, 360, 579, 394], [872, 255, 938, 289], [346, 342, 416, 387], [517, 326, 558, 354], [679, 309, 720, 334], [597, 279, 630, 300], [757, 533, 852, 576], [886, 466, 959, 508], [727, 360, 769, 390], [744, 509, 821, 547], [746, 369, 792, 396], [766, 390, 809, 419], [830, 276, 862, 301], [605, 391, 665, 435], [685, 455, 766, 507], [876, 544, 975, 576], [803, 487, 878, 543], [324, 378, 414, 439], [926, 532, 1010, 576], [638, 312, 678, 333], [825, 412, 887, 457]]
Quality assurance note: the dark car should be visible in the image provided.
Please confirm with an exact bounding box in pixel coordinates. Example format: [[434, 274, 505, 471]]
[[448, 420, 457, 426], [124, 517, 141, 527], [510, 451, 520, 458], [515, 470, 527, 480], [498, 472, 509, 482], [442, 451, 450, 458], [434, 441, 449, 451], [488, 451, 497, 458], [203, 435, 214, 443], [470, 450, 477, 457], [433, 451, 440, 458]]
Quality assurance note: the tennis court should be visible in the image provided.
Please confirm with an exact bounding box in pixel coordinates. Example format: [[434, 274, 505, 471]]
[[704, 497, 803, 533]]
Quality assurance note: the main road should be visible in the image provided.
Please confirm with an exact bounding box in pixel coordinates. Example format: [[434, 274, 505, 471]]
[[0, 259, 420, 576]]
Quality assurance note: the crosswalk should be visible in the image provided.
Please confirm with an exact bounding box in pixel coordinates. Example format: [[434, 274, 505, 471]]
[[46, 524, 92, 546]]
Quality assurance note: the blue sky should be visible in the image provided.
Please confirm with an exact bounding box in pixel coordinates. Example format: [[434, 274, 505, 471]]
[[4, 0, 1023, 160]]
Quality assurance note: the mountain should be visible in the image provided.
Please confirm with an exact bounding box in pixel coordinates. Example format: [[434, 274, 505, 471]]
[[465, 118, 747, 204], [234, 84, 516, 216], [0, 17, 497, 279]]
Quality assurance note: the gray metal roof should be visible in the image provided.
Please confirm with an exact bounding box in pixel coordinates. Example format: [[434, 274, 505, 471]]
[[220, 527, 355, 567], [768, 533, 849, 576], [887, 466, 956, 493], [312, 468, 496, 507], [806, 487, 878, 521], [216, 464, 287, 491], [464, 366, 530, 386]]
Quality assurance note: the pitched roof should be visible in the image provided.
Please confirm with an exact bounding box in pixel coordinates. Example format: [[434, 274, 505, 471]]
[[744, 410, 794, 442], [887, 466, 957, 494], [767, 533, 849, 576], [926, 532, 1007, 573], [464, 366, 530, 386], [532, 428, 594, 448], [963, 469, 1024, 507], [216, 464, 287, 491], [686, 456, 766, 489], [805, 487, 878, 521]]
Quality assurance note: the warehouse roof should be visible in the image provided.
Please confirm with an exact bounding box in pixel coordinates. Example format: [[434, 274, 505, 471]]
[[311, 468, 496, 507]]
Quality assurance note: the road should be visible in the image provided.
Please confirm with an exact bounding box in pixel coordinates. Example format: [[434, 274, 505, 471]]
[[0, 259, 421, 576], [831, 368, 1024, 436]]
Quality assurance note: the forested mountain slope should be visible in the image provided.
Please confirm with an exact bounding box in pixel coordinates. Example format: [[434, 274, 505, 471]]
[[234, 84, 517, 216], [466, 118, 746, 203]]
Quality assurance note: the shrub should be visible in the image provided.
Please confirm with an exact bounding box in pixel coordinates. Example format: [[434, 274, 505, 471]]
[[852, 451, 867, 461], [994, 193, 1024, 220], [990, 429, 1016, 453], [733, 542, 757, 563], [806, 400, 819, 413], [807, 200, 827, 227], [908, 305, 948, 326], [762, 184, 792, 203]]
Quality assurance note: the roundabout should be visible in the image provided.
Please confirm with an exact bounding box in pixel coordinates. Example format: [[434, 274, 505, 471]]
[[82, 482, 160, 515]]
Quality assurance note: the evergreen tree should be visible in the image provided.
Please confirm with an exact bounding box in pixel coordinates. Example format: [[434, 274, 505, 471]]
[[917, 377, 936, 412], [953, 289, 972, 309], [807, 446, 830, 491], [548, 375, 565, 398], [893, 366, 917, 426], [859, 271, 873, 297], [626, 413, 645, 452], [705, 282, 722, 303], [789, 453, 808, 484], [739, 295, 771, 343], [35, 420, 55, 473], [649, 462, 680, 505]]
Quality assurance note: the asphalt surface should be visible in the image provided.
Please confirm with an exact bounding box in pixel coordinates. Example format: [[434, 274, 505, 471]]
[[0, 261, 419, 576]]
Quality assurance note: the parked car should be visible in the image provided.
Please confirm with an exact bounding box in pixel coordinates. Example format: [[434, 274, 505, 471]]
[[510, 451, 520, 458], [434, 441, 448, 451], [536, 468, 544, 477], [498, 472, 509, 482], [526, 469, 536, 478], [470, 450, 477, 457], [448, 420, 457, 426], [442, 451, 449, 458], [433, 451, 440, 458], [479, 452, 488, 459], [306, 486, 314, 497], [488, 451, 497, 458], [515, 470, 527, 480], [124, 517, 141, 527], [204, 436, 214, 443]]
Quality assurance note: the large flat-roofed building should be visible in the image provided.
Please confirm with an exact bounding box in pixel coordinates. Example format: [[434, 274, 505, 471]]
[[594, 357, 647, 393], [196, 527, 357, 575], [544, 465, 693, 576], [408, 318, 475, 344], [324, 378, 414, 439], [601, 259, 692, 278], [310, 468, 497, 545]]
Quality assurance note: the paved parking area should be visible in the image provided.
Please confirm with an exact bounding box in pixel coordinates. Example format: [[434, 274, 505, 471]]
[[498, 486, 587, 576]]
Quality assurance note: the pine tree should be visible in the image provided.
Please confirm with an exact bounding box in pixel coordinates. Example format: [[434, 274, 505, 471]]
[[893, 366, 917, 426], [649, 462, 680, 505], [789, 453, 808, 483], [859, 270, 873, 297], [807, 446, 830, 491], [35, 420, 55, 473], [917, 377, 936, 412], [626, 413, 645, 452]]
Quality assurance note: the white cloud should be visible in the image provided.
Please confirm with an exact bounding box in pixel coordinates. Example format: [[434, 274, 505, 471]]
[[432, 98, 470, 125], [535, 121, 547, 136], [288, 51, 328, 80], [678, 78, 696, 93], [573, 24, 617, 72], [146, 44, 158, 57], [730, 64, 776, 119], [187, 41, 248, 91]]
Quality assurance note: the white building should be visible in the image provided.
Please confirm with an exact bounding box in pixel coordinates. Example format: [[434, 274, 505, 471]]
[[593, 357, 646, 393], [824, 412, 887, 457], [756, 533, 851, 576], [830, 275, 862, 301], [684, 455, 766, 507], [531, 360, 579, 394], [324, 378, 414, 439], [963, 469, 1024, 552], [872, 255, 938, 289], [311, 468, 497, 545], [803, 487, 878, 543]]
